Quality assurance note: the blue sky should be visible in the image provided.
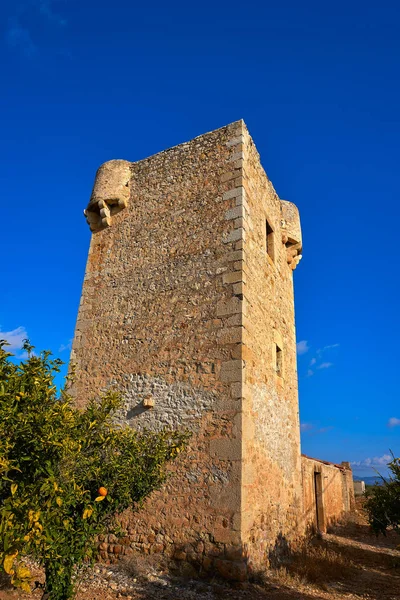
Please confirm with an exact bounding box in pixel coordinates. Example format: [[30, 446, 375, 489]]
[[1, 0, 399, 478]]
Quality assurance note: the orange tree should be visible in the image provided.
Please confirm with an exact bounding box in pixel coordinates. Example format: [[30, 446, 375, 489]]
[[0, 341, 188, 600], [364, 454, 400, 536]]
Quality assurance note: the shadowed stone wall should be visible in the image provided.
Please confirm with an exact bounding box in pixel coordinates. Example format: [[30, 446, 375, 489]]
[[238, 127, 303, 570]]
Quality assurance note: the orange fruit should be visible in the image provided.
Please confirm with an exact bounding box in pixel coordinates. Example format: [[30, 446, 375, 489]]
[[98, 487, 108, 497]]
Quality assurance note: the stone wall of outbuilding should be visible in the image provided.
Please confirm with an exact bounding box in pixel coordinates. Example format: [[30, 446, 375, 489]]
[[301, 455, 355, 533]]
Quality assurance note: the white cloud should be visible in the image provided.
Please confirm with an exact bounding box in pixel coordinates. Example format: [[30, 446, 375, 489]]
[[309, 357, 317, 366], [297, 340, 309, 355], [317, 362, 333, 370], [0, 326, 28, 351], [0, 326, 35, 359], [351, 454, 392, 468], [307, 369, 314, 377], [388, 417, 400, 428]]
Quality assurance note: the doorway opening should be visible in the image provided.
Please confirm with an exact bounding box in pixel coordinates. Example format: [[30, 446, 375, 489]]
[[314, 471, 325, 531]]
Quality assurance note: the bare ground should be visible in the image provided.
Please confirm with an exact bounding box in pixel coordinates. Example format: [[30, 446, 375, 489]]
[[1, 500, 399, 600]]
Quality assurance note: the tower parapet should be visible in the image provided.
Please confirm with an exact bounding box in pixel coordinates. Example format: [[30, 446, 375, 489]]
[[280, 200, 302, 270]]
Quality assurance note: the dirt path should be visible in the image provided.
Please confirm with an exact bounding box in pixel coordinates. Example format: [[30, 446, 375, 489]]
[[1, 501, 399, 600]]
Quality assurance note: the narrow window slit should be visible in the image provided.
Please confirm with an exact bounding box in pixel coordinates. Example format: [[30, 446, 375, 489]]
[[275, 344, 282, 376], [266, 219, 274, 261]]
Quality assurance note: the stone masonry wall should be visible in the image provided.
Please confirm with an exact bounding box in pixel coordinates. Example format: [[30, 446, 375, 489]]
[[70, 120, 351, 580], [301, 456, 355, 533], [237, 127, 303, 570], [71, 121, 249, 580]]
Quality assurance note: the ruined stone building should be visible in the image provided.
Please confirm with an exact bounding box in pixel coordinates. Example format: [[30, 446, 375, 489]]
[[70, 121, 354, 579]]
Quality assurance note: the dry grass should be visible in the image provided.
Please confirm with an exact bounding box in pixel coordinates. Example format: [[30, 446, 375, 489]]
[[270, 540, 356, 590]]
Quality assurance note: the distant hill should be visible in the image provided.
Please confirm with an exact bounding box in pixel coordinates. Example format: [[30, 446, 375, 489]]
[[353, 475, 384, 486]]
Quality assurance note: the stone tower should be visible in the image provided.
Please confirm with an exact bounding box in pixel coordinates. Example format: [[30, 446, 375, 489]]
[[71, 120, 304, 578]]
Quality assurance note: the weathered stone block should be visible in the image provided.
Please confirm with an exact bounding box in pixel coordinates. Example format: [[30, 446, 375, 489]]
[[225, 205, 245, 221], [226, 135, 245, 147], [222, 271, 246, 285], [222, 187, 243, 201], [214, 558, 247, 582], [228, 151, 245, 163], [218, 327, 243, 345], [209, 438, 241, 461], [223, 227, 246, 244], [225, 250, 245, 262], [232, 282, 245, 296], [216, 297, 243, 316], [221, 171, 239, 183], [220, 359, 244, 383]]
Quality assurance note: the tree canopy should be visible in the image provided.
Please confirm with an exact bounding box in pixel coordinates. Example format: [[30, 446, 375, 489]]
[[0, 341, 188, 599]]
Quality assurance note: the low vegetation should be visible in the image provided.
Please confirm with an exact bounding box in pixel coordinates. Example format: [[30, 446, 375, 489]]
[[364, 454, 400, 536], [270, 542, 355, 590], [0, 341, 188, 600]]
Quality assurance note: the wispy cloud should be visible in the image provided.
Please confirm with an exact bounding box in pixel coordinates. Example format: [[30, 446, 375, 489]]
[[300, 422, 313, 432], [4, 0, 67, 56], [318, 426, 334, 433], [300, 422, 334, 435], [388, 417, 400, 428], [296, 340, 309, 355], [306, 343, 339, 376], [351, 454, 392, 469], [38, 0, 67, 26], [5, 17, 37, 56], [321, 344, 340, 352], [59, 339, 72, 353]]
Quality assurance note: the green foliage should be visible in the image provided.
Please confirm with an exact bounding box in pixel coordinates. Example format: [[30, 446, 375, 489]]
[[364, 453, 400, 536], [0, 340, 189, 599]]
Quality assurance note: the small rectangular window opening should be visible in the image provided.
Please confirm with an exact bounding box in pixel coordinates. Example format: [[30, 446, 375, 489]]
[[266, 219, 274, 261], [275, 344, 282, 376]]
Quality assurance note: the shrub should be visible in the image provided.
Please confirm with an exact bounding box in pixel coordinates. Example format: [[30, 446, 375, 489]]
[[364, 454, 400, 536], [0, 341, 188, 599]]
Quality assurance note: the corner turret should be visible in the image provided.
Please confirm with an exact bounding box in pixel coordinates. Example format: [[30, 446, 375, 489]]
[[84, 159, 130, 232], [280, 199, 302, 270]]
